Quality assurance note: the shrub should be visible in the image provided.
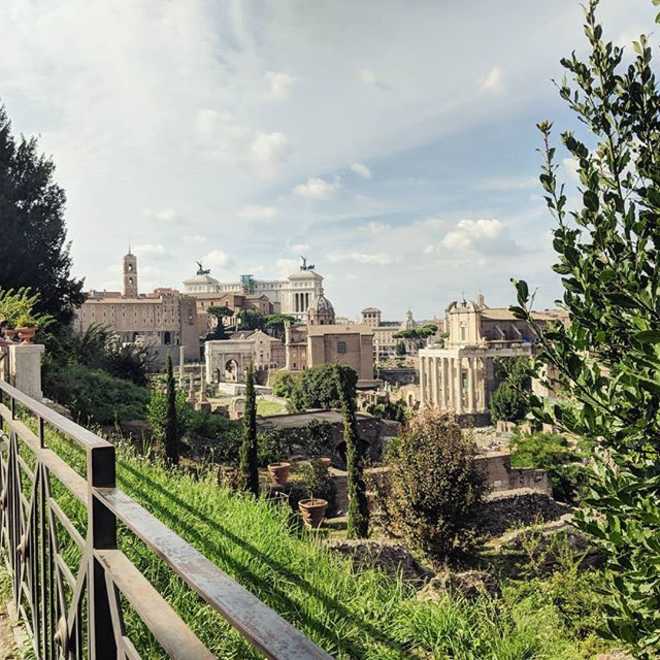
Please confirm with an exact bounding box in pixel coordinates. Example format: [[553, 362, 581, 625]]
[[510, 431, 587, 503], [288, 364, 357, 412], [489, 357, 531, 422], [381, 409, 488, 560], [43, 364, 149, 425], [269, 370, 301, 398], [146, 385, 190, 447], [287, 460, 338, 516]]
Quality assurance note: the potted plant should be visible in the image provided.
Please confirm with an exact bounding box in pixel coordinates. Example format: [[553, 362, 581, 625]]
[[0, 288, 53, 343], [267, 461, 291, 486], [319, 457, 332, 468], [298, 498, 328, 528]]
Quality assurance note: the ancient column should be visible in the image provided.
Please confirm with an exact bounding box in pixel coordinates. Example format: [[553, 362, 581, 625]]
[[455, 356, 463, 415], [430, 357, 437, 407], [467, 355, 476, 413], [419, 355, 426, 405]]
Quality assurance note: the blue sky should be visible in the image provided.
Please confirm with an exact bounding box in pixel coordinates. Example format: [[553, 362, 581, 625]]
[[1, 0, 656, 319]]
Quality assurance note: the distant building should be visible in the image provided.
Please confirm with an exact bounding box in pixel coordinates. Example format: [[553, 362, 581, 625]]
[[74, 251, 200, 366], [182, 257, 324, 325], [285, 292, 376, 386], [418, 295, 566, 421]]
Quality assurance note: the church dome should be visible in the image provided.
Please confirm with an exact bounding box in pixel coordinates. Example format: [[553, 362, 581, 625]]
[[307, 290, 335, 325]]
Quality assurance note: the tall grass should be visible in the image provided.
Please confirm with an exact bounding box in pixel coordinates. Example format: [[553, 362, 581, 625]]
[[18, 419, 610, 659]]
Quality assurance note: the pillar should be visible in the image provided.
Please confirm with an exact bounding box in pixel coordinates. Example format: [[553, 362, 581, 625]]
[[467, 356, 475, 413], [6, 344, 45, 401], [455, 356, 463, 414]]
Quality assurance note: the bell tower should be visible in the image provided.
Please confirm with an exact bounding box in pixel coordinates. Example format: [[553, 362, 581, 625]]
[[123, 248, 138, 298]]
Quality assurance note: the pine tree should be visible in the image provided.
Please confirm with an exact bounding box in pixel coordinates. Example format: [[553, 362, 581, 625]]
[[335, 365, 369, 538], [164, 355, 179, 466], [0, 103, 83, 323], [239, 362, 259, 496]]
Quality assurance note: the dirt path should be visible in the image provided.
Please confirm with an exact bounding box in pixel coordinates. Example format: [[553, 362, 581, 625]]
[[0, 600, 17, 660]]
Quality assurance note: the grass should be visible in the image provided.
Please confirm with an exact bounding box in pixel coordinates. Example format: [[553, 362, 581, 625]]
[[12, 415, 613, 659], [256, 398, 288, 416]]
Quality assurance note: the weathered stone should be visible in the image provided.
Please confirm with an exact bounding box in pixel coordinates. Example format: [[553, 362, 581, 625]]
[[416, 569, 500, 602], [326, 539, 431, 584]]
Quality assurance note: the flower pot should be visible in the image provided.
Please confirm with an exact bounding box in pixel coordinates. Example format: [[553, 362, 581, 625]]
[[319, 457, 332, 468], [298, 498, 328, 528], [16, 327, 36, 344], [268, 462, 291, 486]]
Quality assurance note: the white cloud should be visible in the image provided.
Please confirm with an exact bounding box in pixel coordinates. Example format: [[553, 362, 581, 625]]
[[143, 208, 179, 223], [357, 68, 389, 90], [563, 157, 580, 182], [293, 177, 340, 200], [237, 205, 278, 220], [350, 162, 372, 179], [250, 132, 291, 175], [480, 66, 502, 92], [276, 258, 299, 278], [133, 243, 168, 257], [329, 252, 395, 265], [183, 234, 206, 244], [363, 221, 386, 234], [440, 218, 519, 255], [290, 243, 310, 252], [265, 71, 295, 100], [202, 249, 232, 269]]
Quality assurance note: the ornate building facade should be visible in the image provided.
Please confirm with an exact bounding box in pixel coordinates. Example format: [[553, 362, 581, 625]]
[[418, 296, 566, 420], [182, 258, 324, 324], [74, 252, 200, 365]]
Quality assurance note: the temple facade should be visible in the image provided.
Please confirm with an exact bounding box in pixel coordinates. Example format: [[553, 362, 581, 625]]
[[418, 296, 566, 420]]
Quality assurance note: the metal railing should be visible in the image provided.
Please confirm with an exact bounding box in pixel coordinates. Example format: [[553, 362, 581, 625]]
[[0, 379, 330, 659]]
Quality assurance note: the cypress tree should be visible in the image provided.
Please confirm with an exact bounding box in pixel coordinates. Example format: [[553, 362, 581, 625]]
[[239, 362, 259, 496], [335, 365, 369, 538], [164, 354, 179, 466]]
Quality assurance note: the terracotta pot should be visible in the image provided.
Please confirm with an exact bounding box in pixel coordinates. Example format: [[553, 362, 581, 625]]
[[268, 462, 291, 486], [17, 327, 36, 344], [298, 498, 328, 528], [319, 457, 332, 468], [4, 329, 17, 342]]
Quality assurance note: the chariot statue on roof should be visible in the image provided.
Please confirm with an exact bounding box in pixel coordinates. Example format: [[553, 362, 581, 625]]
[[196, 261, 211, 276], [300, 256, 316, 271]]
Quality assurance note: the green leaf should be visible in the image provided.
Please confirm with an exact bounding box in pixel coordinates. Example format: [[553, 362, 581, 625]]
[[635, 330, 660, 344], [583, 190, 599, 211]]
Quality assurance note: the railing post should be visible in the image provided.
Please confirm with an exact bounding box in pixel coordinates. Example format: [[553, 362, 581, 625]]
[[87, 445, 118, 659]]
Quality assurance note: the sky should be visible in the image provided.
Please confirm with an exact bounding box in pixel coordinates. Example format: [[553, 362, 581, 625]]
[[1, 0, 656, 320]]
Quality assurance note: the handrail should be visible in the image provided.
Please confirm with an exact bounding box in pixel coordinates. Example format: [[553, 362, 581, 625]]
[[0, 379, 331, 659]]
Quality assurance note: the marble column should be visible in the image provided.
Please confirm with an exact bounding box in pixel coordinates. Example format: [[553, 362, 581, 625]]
[[442, 358, 449, 410], [419, 355, 426, 405], [430, 357, 438, 407], [455, 356, 463, 414], [467, 356, 476, 413]]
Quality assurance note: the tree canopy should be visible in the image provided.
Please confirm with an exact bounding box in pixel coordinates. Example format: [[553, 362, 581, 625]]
[[0, 103, 83, 323]]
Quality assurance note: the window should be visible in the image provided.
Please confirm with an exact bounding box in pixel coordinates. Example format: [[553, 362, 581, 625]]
[[337, 341, 347, 354]]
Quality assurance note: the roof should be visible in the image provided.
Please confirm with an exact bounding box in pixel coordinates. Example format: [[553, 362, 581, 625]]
[[480, 307, 566, 322], [361, 307, 381, 313], [182, 273, 220, 286], [306, 324, 373, 337]]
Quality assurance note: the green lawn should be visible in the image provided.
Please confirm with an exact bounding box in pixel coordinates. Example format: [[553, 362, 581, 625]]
[[31, 423, 612, 659], [256, 398, 288, 416]]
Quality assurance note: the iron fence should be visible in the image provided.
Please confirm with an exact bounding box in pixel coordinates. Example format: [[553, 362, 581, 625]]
[[0, 379, 330, 659]]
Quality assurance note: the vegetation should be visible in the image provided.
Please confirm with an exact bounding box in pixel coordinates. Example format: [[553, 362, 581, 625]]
[[288, 363, 358, 412], [39, 424, 614, 659], [393, 323, 437, 340], [395, 340, 407, 357], [336, 365, 369, 539], [510, 431, 587, 503], [366, 398, 408, 423], [146, 382, 189, 448], [488, 357, 531, 422], [511, 1, 660, 653], [238, 362, 259, 496], [236, 309, 265, 331], [43, 363, 150, 425], [264, 313, 297, 338], [164, 355, 180, 465], [287, 459, 338, 515], [269, 369, 301, 398], [379, 410, 488, 560], [206, 305, 234, 339], [256, 398, 287, 416], [0, 103, 84, 323], [0, 287, 54, 330]]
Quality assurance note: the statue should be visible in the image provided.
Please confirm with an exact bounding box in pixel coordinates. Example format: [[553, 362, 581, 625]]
[[196, 261, 211, 276], [300, 256, 316, 271]]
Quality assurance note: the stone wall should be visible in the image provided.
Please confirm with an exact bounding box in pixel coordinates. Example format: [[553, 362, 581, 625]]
[[475, 452, 551, 495]]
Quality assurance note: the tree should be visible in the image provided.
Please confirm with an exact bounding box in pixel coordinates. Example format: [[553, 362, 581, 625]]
[[264, 313, 297, 339], [511, 2, 659, 653], [236, 309, 265, 331], [163, 355, 180, 466], [207, 306, 233, 339], [395, 340, 407, 357], [380, 410, 487, 559], [335, 365, 369, 538], [238, 362, 259, 496], [489, 357, 532, 422], [0, 104, 83, 323], [288, 363, 358, 412]]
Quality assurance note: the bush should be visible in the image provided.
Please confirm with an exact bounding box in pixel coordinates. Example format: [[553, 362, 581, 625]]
[[287, 460, 338, 515], [269, 370, 301, 398], [286, 364, 357, 412], [43, 364, 149, 425], [489, 357, 531, 422], [146, 386, 191, 447], [510, 431, 587, 503], [380, 409, 488, 560], [366, 399, 408, 423]]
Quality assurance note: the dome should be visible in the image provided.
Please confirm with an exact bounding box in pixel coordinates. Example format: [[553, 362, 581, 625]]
[[307, 290, 335, 325]]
